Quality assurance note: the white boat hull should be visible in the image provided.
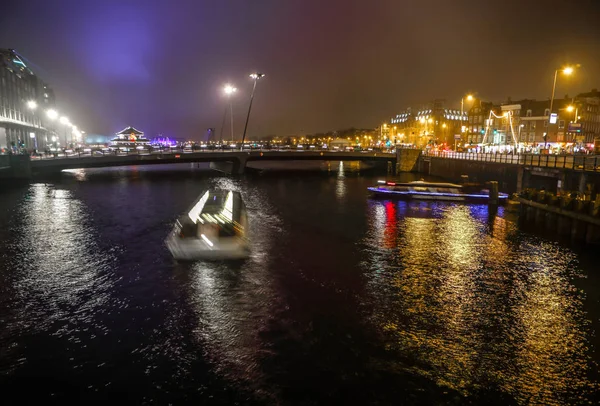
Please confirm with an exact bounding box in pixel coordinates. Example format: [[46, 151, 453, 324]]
[[166, 234, 250, 261]]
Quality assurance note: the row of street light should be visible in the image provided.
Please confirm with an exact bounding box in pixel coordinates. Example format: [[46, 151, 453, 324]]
[[26, 100, 83, 149], [219, 72, 265, 150]]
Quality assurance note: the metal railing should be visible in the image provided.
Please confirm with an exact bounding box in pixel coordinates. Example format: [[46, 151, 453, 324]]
[[423, 150, 600, 171], [26, 147, 395, 161]]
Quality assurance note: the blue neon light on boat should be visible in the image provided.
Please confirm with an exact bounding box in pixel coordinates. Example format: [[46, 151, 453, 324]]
[[367, 187, 508, 200]]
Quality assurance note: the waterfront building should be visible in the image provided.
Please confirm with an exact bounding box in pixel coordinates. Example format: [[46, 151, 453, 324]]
[[0, 49, 56, 151], [574, 89, 600, 152], [466, 101, 496, 145], [109, 126, 150, 149], [390, 100, 466, 148], [499, 96, 597, 153]]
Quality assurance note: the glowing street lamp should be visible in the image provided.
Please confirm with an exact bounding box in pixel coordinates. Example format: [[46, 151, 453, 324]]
[[566, 104, 579, 124], [241, 72, 265, 149], [549, 65, 576, 120], [46, 109, 58, 120], [219, 84, 237, 143], [27, 100, 37, 110], [59, 116, 71, 146], [461, 94, 474, 124]]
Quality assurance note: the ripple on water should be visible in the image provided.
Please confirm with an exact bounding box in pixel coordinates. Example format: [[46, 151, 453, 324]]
[[361, 200, 598, 404]]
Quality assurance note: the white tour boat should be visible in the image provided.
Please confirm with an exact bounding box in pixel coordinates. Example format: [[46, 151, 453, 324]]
[[166, 190, 250, 260]]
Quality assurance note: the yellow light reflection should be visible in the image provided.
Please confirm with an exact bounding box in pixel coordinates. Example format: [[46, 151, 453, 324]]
[[363, 202, 594, 402]]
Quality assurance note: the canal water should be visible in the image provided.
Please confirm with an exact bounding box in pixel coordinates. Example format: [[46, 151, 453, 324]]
[[0, 163, 599, 405]]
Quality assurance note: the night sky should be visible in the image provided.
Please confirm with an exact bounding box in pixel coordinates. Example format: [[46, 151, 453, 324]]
[[2, 0, 600, 139]]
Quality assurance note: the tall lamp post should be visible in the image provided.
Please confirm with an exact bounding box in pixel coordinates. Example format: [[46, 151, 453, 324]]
[[218, 84, 237, 144], [566, 104, 579, 123], [224, 84, 237, 143], [460, 94, 474, 150], [46, 109, 58, 149], [60, 116, 70, 148], [241, 72, 265, 150], [549, 66, 575, 119], [566, 104, 580, 148], [26, 100, 38, 150]]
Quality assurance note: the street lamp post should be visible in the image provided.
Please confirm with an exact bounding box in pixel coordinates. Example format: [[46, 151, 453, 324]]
[[26, 100, 38, 151], [566, 104, 580, 147], [219, 84, 237, 144], [241, 73, 265, 150], [549, 66, 574, 119], [60, 116, 70, 148], [566, 104, 579, 123], [460, 94, 473, 150], [46, 109, 58, 149]]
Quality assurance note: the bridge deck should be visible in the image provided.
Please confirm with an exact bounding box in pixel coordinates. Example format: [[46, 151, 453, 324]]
[[29, 150, 396, 172]]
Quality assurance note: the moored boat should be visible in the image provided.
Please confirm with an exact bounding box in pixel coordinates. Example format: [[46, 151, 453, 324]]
[[166, 190, 250, 260], [368, 180, 509, 203]]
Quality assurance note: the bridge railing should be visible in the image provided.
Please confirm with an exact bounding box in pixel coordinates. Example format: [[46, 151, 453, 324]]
[[28, 148, 395, 161], [423, 150, 600, 172]]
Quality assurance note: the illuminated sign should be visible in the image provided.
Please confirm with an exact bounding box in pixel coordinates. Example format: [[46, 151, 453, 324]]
[[549, 113, 558, 124], [568, 123, 582, 133]]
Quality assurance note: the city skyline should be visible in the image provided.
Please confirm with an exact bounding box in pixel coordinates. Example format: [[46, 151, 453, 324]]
[[2, 0, 600, 139]]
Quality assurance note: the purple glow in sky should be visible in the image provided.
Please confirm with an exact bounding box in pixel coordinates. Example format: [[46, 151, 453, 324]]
[[1, 0, 600, 139]]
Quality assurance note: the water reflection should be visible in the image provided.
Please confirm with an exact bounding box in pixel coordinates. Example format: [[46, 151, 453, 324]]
[[364, 200, 596, 404], [180, 181, 283, 397], [336, 161, 346, 199], [1, 183, 116, 372]]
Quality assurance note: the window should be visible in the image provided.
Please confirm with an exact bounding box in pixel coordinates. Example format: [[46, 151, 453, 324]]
[[526, 109, 532, 117], [530, 122, 536, 130], [544, 121, 548, 127], [528, 133, 535, 142], [559, 120, 565, 129], [544, 108, 550, 116]]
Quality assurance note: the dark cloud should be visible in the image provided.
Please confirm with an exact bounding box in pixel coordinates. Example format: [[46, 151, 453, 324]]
[[2, 0, 599, 138]]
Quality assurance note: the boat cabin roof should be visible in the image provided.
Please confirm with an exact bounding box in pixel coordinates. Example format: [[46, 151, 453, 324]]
[[385, 181, 463, 188], [184, 190, 243, 225]]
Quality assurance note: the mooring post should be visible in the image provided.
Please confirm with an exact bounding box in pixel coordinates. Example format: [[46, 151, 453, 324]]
[[489, 181, 499, 206]]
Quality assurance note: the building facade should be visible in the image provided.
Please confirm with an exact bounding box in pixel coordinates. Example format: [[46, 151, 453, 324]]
[[573, 89, 600, 152], [390, 100, 466, 148], [0, 49, 55, 152], [465, 98, 588, 152], [109, 126, 150, 150]]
